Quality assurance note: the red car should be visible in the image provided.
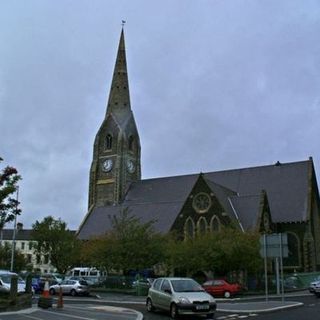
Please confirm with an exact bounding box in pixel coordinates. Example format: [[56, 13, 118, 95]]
[[202, 279, 242, 298]]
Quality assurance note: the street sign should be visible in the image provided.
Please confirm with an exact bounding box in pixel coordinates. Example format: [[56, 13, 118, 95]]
[[260, 233, 288, 258]]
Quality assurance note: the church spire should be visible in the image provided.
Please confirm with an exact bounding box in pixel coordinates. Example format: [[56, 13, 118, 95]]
[[106, 28, 131, 116]]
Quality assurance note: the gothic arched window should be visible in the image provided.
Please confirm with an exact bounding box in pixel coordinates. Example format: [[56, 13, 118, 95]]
[[197, 217, 207, 235], [283, 232, 300, 267], [128, 135, 134, 151], [184, 218, 195, 240], [105, 134, 112, 150], [210, 215, 221, 232]]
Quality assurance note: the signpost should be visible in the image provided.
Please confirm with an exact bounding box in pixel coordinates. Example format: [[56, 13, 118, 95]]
[[260, 233, 288, 302]]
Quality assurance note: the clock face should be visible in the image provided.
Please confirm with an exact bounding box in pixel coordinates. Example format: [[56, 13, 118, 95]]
[[126, 159, 135, 173], [102, 159, 113, 172]]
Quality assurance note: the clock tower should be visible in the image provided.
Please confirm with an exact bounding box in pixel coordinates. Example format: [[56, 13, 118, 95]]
[[88, 28, 141, 209]]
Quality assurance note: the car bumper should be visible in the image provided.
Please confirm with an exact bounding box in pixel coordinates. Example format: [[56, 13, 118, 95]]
[[76, 289, 90, 295], [176, 302, 216, 315]]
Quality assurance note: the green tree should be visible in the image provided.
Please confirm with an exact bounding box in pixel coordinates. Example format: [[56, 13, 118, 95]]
[[165, 227, 261, 278], [83, 208, 166, 274], [0, 157, 21, 244], [31, 216, 80, 273], [0, 242, 27, 272]]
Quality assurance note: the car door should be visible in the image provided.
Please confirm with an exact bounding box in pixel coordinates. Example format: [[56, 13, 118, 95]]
[[213, 280, 224, 296], [61, 280, 70, 294], [158, 279, 172, 311], [150, 278, 162, 308], [203, 280, 214, 295]]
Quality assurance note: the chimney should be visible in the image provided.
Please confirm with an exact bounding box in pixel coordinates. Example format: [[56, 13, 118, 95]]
[[17, 222, 23, 231]]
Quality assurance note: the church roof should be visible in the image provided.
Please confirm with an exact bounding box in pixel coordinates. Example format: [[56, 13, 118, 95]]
[[77, 158, 313, 239], [205, 159, 310, 223]]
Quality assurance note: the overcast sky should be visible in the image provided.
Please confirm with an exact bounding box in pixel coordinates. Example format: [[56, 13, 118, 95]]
[[1, 0, 319, 230]]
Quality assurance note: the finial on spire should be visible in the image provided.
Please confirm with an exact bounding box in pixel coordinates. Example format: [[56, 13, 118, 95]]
[[121, 20, 126, 28]]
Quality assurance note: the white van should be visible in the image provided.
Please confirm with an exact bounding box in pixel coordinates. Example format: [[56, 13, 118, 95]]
[[66, 267, 107, 285], [0, 271, 26, 293]]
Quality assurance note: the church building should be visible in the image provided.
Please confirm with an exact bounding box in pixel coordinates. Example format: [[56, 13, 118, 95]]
[[77, 29, 320, 272]]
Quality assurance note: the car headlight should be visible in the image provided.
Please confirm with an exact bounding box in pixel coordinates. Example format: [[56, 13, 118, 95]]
[[178, 297, 191, 304]]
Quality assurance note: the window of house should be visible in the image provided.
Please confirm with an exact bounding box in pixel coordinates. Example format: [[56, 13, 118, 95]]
[[283, 232, 300, 267], [105, 134, 112, 150], [128, 135, 134, 151], [210, 215, 221, 232], [184, 218, 195, 239], [27, 254, 32, 264], [197, 217, 207, 234], [21, 242, 25, 250]]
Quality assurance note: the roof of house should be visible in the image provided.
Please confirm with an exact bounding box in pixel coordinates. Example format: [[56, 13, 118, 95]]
[[77, 159, 312, 240], [0, 229, 33, 241]]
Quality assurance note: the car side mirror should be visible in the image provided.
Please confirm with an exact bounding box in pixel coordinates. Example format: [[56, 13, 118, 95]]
[[164, 289, 172, 294]]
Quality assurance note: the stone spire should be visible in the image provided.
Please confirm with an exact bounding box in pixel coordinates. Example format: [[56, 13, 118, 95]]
[[106, 28, 131, 116]]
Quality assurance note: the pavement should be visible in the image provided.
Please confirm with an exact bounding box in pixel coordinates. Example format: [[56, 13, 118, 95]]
[[0, 290, 309, 319]]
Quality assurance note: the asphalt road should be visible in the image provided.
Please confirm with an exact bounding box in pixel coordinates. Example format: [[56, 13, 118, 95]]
[[117, 294, 320, 320], [0, 293, 319, 320], [0, 303, 141, 320]]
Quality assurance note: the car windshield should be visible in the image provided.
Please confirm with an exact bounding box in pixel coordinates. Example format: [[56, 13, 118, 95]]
[[0, 275, 11, 283], [171, 279, 204, 292], [0, 274, 24, 284]]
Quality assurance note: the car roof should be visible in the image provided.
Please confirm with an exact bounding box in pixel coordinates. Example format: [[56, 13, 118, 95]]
[[156, 277, 193, 281]]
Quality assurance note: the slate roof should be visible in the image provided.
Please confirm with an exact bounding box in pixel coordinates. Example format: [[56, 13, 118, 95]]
[[0, 229, 33, 241], [229, 194, 262, 230], [77, 159, 312, 239], [205, 159, 310, 223]]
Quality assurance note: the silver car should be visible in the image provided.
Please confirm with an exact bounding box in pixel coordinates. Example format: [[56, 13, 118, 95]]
[[49, 279, 90, 296], [0, 271, 26, 293], [146, 277, 216, 319]]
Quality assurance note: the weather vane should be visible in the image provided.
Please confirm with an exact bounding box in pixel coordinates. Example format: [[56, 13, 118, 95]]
[[121, 20, 126, 27]]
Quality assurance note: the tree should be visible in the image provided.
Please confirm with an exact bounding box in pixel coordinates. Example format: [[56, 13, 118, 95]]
[[0, 242, 27, 272], [165, 227, 261, 278], [0, 157, 21, 244], [82, 208, 166, 274], [31, 216, 80, 273]]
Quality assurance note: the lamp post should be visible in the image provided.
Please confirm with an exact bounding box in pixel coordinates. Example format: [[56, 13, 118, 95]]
[[10, 186, 19, 272]]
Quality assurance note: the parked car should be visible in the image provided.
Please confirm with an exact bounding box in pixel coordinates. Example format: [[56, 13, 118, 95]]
[[132, 278, 154, 289], [31, 277, 42, 294], [42, 273, 63, 284], [202, 279, 242, 298], [314, 282, 320, 297], [146, 277, 216, 319], [0, 271, 26, 293], [49, 279, 90, 296], [309, 276, 320, 293]]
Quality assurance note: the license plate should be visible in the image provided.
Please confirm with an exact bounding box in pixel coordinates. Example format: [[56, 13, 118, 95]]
[[196, 304, 209, 310]]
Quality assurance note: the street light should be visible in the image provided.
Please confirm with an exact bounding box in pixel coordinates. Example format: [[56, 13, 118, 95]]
[[10, 186, 19, 272]]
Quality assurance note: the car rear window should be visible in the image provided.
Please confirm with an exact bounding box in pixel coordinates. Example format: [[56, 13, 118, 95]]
[[79, 280, 88, 285]]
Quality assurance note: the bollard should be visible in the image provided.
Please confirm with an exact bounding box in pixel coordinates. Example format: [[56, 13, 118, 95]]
[[57, 285, 63, 308]]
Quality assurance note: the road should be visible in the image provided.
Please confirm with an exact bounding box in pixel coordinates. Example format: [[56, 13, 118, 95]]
[[0, 303, 141, 320], [0, 293, 319, 320], [117, 294, 320, 320]]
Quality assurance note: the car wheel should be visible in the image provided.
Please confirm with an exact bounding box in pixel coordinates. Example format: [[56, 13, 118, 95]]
[[49, 288, 55, 295], [206, 313, 214, 319], [170, 303, 179, 319], [146, 298, 155, 312], [224, 291, 231, 298], [70, 289, 77, 296]]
